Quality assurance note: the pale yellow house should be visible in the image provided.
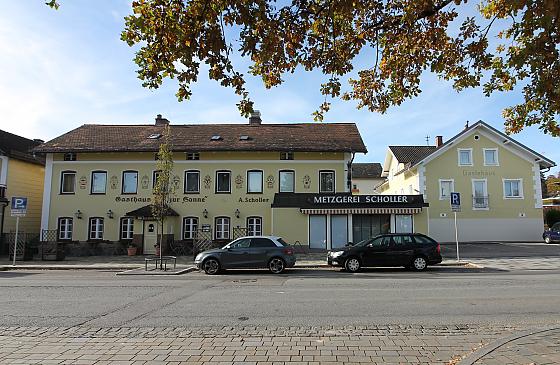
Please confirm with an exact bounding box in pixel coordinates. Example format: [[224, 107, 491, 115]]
[[350, 163, 385, 195], [378, 121, 556, 242], [0, 130, 45, 251]]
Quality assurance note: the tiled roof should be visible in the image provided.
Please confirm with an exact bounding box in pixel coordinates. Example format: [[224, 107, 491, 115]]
[[0, 129, 45, 165], [389, 146, 437, 165], [34, 123, 367, 153], [352, 163, 383, 178]]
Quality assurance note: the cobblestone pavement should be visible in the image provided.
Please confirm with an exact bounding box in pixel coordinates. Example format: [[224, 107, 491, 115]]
[[472, 328, 560, 365], [0, 325, 516, 365], [468, 257, 560, 271]]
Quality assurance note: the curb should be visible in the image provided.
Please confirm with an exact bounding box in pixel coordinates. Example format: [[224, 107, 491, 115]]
[[116, 266, 197, 276], [458, 325, 560, 365], [0, 265, 141, 271]]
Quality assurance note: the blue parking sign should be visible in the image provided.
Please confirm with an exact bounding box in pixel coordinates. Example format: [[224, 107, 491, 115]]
[[450, 192, 461, 212], [10, 197, 27, 217]]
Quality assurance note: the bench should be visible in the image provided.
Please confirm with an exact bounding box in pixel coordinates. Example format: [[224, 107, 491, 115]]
[[144, 255, 177, 271]]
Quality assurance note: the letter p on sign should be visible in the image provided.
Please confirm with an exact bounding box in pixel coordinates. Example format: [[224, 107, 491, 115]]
[[450, 192, 461, 212], [10, 197, 27, 217]]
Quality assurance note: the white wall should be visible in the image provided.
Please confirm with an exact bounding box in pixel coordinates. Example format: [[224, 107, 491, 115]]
[[429, 218, 544, 242]]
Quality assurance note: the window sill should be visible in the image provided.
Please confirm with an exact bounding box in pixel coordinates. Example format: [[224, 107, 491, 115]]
[[504, 196, 524, 199]]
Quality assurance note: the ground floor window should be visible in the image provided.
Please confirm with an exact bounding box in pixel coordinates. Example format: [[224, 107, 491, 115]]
[[120, 217, 134, 240], [89, 217, 104, 240], [394, 214, 413, 233], [352, 214, 390, 243], [58, 217, 73, 240], [330, 215, 348, 249], [247, 216, 262, 236], [183, 217, 198, 239], [215, 217, 230, 240], [309, 215, 327, 249]]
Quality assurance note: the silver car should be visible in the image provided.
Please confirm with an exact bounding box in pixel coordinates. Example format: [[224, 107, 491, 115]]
[[194, 236, 297, 275]]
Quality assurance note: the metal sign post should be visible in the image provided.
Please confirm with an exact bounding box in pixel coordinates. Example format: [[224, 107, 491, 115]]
[[10, 197, 28, 266], [450, 192, 461, 262]]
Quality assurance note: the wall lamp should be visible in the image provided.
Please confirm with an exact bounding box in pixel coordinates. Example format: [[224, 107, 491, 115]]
[[203, 209, 208, 219], [235, 209, 240, 218], [74, 210, 83, 219], [107, 209, 114, 219]]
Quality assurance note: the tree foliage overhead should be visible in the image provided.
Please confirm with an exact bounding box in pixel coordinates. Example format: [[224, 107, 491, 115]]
[[50, 0, 560, 136]]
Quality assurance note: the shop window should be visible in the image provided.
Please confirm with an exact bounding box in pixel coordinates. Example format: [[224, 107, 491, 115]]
[[216, 171, 231, 193], [215, 217, 230, 239], [91, 171, 107, 194], [458, 149, 473, 166], [58, 217, 73, 240], [89, 217, 104, 240], [184, 170, 200, 193], [60, 171, 76, 194], [122, 171, 138, 194], [352, 214, 391, 243], [247, 170, 263, 193], [504, 179, 523, 199], [309, 215, 327, 249], [395, 215, 413, 233], [183, 217, 199, 239], [330, 215, 348, 249], [279, 170, 295, 193], [319, 170, 335, 193], [120, 217, 134, 240], [247, 216, 262, 236], [484, 148, 499, 166], [439, 179, 454, 200]]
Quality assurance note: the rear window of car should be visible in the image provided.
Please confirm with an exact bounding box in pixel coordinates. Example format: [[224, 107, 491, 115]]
[[413, 235, 436, 245], [250, 238, 276, 248], [276, 238, 289, 246]]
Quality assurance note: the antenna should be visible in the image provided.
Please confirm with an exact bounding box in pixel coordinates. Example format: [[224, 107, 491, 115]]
[[425, 135, 430, 146]]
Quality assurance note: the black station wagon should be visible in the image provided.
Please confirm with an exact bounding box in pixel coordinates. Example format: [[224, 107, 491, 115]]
[[327, 233, 442, 272]]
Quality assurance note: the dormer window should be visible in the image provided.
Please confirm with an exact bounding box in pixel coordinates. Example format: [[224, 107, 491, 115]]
[[186, 152, 200, 160], [147, 133, 162, 139], [63, 152, 76, 161], [280, 151, 294, 160], [239, 135, 250, 141], [211, 135, 222, 141]]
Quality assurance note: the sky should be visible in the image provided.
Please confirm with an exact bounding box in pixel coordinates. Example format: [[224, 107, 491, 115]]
[[0, 1, 558, 174]]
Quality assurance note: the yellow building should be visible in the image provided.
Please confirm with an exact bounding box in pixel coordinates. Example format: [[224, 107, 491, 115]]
[[35, 113, 437, 254], [378, 121, 556, 242], [0, 130, 45, 252]]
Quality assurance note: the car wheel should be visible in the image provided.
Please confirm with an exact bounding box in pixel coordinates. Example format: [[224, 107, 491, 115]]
[[269, 257, 285, 274], [202, 258, 220, 275], [412, 256, 428, 271], [345, 257, 361, 273], [544, 236, 551, 244]]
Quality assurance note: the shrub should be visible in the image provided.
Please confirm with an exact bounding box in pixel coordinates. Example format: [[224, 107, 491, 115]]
[[545, 209, 560, 227]]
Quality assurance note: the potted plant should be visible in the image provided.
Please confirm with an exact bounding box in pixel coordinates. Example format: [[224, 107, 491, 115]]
[[127, 243, 137, 256]]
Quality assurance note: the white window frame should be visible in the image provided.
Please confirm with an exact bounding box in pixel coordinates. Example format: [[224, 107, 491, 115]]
[[458, 148, 473, 166], [120, 217, 134, 240], [58, 217, 73, 240], [472, 178, 489, 210], [438, 179, 455, 200], [319, 170, 335, 193], [184, 170, 200, 194], [183, 216, 199, 239], [60, 171, 76, 194], [122, 171, 138, 194], [483, 148, 499, 166], [247, 216, 263, 236], [247, 170, 263, 194], [89, 217, 104, 240], [503, 178, 524, 199], [91, 170, 107, 194], [215, 217, 230, 240], [215, 171, 231, 193], [279, 170, 295, 193]]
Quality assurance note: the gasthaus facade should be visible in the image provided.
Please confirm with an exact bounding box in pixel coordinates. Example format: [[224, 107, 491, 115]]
[[33, 112, 433, 254]]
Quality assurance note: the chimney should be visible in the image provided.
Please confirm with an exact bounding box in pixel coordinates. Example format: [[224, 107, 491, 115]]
[[33, 139, 44, 144], [435, 135, 443, 148], [155, 114, 170, 126], [249, 110, 262, 125]]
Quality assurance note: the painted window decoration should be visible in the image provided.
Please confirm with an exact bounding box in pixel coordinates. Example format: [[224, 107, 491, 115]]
[[235, 174, 244, 189], [247, 170, 263, 193], [89, 217, 104, 240], [439, 180, 454, 200], [303, 174, 311, 190], [79, 176, 87, 190], [185, 171, 200, 193], [458, 149, 473, 166], [247, 216, 262, 236], [122, 171, 138, 194], [61, 171, 76, 194], [110, 175, 118, 190], [279, 171, 295, 193], [140, 175, 149, 190], [216, 171, 231, 193], [215, 217, 230, 239], [203, 174, 212, 190], [319, 171, 335, 193], [91, 171, 107, 194], [266, 175, 275, 189], [58, 217, 73, 240], [484, 149, 498, 166], [504, 179, 523, 198], [120, 217, 134, 240], [183, 217, 198, 239]]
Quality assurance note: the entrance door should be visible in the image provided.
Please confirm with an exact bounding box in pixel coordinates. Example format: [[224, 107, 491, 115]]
[[309, 215, 327, 249], [143, 222, 157, 255], [330, 215, 348, 249]]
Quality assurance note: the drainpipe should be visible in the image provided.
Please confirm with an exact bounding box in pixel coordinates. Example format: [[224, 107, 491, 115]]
[[346, 152, 355, 192], [0, 155, 8, 253]]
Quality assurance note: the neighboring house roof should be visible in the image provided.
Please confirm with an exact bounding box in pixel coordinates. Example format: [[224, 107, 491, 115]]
[[0, 129, 45, 165], [388, 146, 437, 166], [352, 163, 383, 178], [34, 122, 368, 154]]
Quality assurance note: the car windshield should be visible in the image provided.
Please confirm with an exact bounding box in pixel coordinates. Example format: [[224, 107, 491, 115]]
[[354, 238, 376, 247]]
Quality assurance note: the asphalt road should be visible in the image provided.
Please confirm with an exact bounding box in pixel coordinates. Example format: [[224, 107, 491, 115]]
[[1, 267, 559, 329]]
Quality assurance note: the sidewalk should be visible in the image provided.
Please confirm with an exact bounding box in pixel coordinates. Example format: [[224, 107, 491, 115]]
[[0, 253, 469, 271]]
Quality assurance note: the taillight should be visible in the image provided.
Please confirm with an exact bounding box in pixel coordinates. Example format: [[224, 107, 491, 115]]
[[436, 243, 441, 254], [283, 248, 294, 255]]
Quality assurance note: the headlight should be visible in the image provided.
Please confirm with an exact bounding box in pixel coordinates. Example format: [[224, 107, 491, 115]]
[[330, 251, 344, 258], [195, 254, 202, 261]]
